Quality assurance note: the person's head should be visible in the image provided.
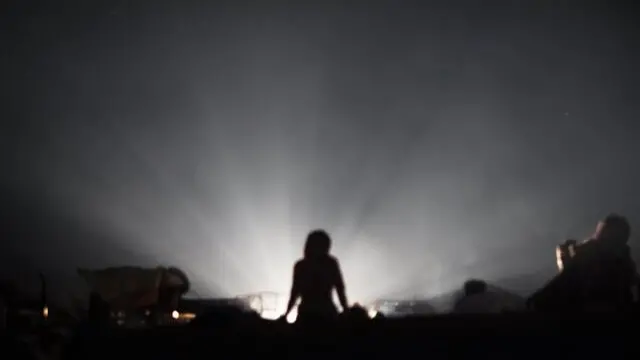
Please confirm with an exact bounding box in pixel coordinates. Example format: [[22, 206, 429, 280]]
[[343, 304, 369, 322], [463, 279, 487, 297], [304, 229, 332, 258], [593, 213, 631, 246]]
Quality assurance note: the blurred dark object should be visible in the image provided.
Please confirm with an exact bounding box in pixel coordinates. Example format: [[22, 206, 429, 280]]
[[78, 266, 190, 327], [0, 297, 5, 331], [341, 303, 369, 323], [463, 279, 488, 296], [88, 292, 110, 328], [455, 280, 526, 314], [189, 304, 261, 330], [64, 313, 639, 360]]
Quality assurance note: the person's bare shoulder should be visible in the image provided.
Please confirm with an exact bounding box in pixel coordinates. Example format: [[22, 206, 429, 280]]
[[328, 255, 340, 266], [328, 256, 342, 277]]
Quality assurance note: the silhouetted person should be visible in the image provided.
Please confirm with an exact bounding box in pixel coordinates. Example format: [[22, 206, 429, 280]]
[[455, 279, 526, 313], [284, 230, 348, 324], [464, 279, 487, 296], [528, 213, 637, 312], [454, 279, 491, 313]]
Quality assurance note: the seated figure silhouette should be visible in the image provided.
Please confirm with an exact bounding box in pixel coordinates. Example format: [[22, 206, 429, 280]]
[[454, 279, 526, 314], [284, 230, 348, 325], [453, 279, 490, 314]]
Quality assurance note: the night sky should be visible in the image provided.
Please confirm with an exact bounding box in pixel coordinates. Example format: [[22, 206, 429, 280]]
[[1, 1, 639, 305]]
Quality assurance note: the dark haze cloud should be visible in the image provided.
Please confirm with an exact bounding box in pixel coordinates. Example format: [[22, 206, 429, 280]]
[[1, 1, 639, 303]]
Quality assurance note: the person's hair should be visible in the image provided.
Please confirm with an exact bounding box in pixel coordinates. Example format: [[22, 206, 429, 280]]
[[463, 279, 487, 296], [304, 229, 332, 258], [602, 213, 631, 245]]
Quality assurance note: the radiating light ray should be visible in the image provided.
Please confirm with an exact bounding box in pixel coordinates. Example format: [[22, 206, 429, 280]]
[[28, 26, 588, 308], [5, 3, 637, 314], [81, 120, 255, 294], [41, 109, 530, 305]]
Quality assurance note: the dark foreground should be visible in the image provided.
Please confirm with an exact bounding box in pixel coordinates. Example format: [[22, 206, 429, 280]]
[[58, 313, 639, 359]]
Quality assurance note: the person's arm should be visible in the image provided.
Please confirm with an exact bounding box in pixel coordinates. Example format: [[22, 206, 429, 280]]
[[333, 260, 349, 311], [528, 250, 587, 311], [285, 263, 301, 316]]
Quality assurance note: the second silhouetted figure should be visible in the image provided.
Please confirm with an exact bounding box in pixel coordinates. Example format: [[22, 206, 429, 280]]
[[284, 229, 349, 324]]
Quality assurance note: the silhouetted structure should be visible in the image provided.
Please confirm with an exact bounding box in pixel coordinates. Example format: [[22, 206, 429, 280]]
[[529, 213, 637, 311], [78, 266, 190, 326], [284, 230, 348, 325]]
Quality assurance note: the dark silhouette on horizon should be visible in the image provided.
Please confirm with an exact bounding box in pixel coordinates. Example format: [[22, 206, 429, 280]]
[[453, 279, 488, 313], [462, 279, 487, 297], [284, 230, 348, 324]]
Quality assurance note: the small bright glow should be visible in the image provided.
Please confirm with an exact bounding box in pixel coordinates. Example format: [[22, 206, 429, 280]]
[[555, 247, 564, 272], [248, 297, 262, 313], [171, 310, 179, 319], [258, 308, 297, 324], [285, 307, 297, 324], [181, 312, 196, 320], [252, 294, 297, 323], [367, 307, 377, 318], [42, 306, 49, 319], [260, 309, 280, 320]]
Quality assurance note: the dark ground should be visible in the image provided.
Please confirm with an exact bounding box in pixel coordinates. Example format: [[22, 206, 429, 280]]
[[58, 313, 638, 359]]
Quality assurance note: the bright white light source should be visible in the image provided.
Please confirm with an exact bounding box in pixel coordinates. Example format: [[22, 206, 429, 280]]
[[249, 297, 262, 313], [42, 306, 49, 319], [171, 310, 179, 319], [556, 247, 564, 272], [252, 294, 298, 323], [285, 307, 297, 323], [260, 309, 280, 320], [367, 307, 377, 318]]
